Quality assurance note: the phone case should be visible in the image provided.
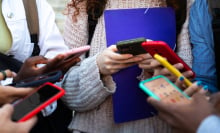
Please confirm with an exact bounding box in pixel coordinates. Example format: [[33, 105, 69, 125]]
[[116, 37, 147, 55], [64, 45, 90, 60], [141, 41, 195, 78], [12, 71, 63, 87], [154, 54, 192, 87], [139, 75, 190, 103], [12, 82, 65, 122]]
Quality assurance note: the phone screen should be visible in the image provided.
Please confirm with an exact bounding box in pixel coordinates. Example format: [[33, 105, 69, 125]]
[[12, 84, 60, 121], [143, 77, 189, 103]]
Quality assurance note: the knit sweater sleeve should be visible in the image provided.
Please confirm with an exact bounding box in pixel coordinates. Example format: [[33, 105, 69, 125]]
[[61, 55, 115, 112], [61, 5, 115, 112]]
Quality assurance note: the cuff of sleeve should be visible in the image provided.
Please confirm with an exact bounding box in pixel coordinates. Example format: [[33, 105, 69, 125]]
[[197, 115, 220, 133]]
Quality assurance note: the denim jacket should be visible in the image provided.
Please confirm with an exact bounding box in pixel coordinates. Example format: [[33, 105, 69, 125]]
[[189, 0, 218, 92]]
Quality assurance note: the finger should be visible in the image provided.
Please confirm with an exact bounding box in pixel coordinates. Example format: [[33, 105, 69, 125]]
[[147, 97, 170, 113], [184, 82, 202, 96], [25, 56, 48, 66], [60, 58, 81, 73], [111, 54, 143, 63], [136, 53, 152, 60], [16, 116, 37, 132], [108, 62, 137, 70], [174, 76, 185, 90], [0, 104, 14, 118], [7, 87, 33, 97], [209, 92, 220, 105], [181, 70, 194, 80]]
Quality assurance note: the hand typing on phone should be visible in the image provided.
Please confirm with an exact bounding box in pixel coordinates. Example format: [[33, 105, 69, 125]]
[[96, 45, 144, 75], [14, 55, 80, 82]]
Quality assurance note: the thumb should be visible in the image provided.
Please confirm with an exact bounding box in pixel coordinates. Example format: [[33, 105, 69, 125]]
[[16, 116, 37, 132], [147, 97, 169, 113], [11, 87, 33, 97], [108, 45, 118, 52]]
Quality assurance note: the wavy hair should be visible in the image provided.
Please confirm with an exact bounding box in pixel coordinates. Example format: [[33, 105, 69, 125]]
[[67, 0, 186, 34], [67, 0, 107, 20]]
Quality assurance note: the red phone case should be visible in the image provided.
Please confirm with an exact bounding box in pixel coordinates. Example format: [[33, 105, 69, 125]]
[[141, 41, 195, 78], [13, 82, 65, 122]]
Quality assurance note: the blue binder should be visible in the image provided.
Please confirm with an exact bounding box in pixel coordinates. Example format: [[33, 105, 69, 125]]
[[104, 7, 176, 123]]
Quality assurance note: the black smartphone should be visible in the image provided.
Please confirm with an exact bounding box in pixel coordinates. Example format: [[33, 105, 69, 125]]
[[12, 82, 65, 122], [116, 37, 147, 55], [10, 71, 63, 87]]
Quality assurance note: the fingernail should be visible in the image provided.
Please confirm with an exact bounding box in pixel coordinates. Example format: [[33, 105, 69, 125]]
[[179, 76, 184, 81], [203, 85, 209, 90], [196, 81, 202, 86]]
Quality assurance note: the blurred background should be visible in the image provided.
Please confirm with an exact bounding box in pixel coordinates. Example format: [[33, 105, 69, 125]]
[[47, 0, 69, 33]]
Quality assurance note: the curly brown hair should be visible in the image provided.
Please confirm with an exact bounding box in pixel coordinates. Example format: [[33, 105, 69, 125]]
[[67, 0, 186, 35], [67, 0, 107, 20]]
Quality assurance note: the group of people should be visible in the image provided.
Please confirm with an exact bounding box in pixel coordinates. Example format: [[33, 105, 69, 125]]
[[0, 0, 219, 133]]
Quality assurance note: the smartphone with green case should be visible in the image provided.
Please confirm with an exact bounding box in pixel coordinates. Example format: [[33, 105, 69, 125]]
[[139, 75, 190, 103]]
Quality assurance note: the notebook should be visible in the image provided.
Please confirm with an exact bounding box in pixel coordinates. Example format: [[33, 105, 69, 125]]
[[104, 7, 176, 123]]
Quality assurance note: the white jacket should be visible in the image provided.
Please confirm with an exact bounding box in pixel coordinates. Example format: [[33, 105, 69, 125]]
[[2, 0, 68, 62]]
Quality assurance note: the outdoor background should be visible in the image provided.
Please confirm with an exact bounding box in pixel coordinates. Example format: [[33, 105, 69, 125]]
[[47, 0, 69, 33]]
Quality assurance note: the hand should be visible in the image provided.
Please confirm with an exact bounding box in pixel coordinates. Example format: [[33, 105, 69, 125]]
[[14, 55, 80, 82], [209, 92, 220, 114], [0, 69, 16, 80], [148, 92, 213, 133], [0, 85, 33, 106], [96, 45, 144, 75], [0, 104, 37, 133]]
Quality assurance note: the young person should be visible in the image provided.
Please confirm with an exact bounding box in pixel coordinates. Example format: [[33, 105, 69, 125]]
[[147, 0, 220, 132], [61, 0, 193, 132], [189, 0, 218, 93], [0, 0, 79, 132]]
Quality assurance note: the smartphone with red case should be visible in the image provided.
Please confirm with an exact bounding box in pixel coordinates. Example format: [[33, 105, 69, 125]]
[[141, 41, 195, 78], [12, 82, 65, 122], [64, 45, 90, 60]]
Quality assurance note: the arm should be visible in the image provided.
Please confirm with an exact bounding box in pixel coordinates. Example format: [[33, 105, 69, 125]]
[[189, 0, 218, 93], [148, 91, 213, 133], [197, 115, 220, 133], [36, 0, 69, 58]]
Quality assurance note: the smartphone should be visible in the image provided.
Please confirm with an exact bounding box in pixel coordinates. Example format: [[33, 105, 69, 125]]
[[153, 54, 192, 87], [10, 71, 63, 87], [12, 82, 65, 122], [64, 45, 90, 60], [139, 75, 190, 103], [141, 41, 195, 78], [116, 37, 147, 55]]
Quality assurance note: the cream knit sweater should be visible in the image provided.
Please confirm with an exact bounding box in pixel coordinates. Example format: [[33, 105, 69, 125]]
[[62, 0, 193, 132]]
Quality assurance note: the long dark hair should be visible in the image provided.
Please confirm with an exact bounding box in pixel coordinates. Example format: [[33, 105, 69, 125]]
[[68, 0, 187, 35]]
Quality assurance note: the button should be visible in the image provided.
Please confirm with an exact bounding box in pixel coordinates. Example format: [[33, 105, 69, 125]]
[[7, 12, 14, 18]]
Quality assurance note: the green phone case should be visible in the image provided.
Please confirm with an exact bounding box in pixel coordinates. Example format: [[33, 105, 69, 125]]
[[139, 75, 190, 100]]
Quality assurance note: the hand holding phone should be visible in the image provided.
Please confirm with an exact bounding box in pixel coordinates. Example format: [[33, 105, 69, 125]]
[[63, 45, 90, 60], [139, 75, 190, 103], [141, 41, 195, 78], [154, 54, 193, 87], [12, 82, 65, 122], [116, 37, 147, 55]]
